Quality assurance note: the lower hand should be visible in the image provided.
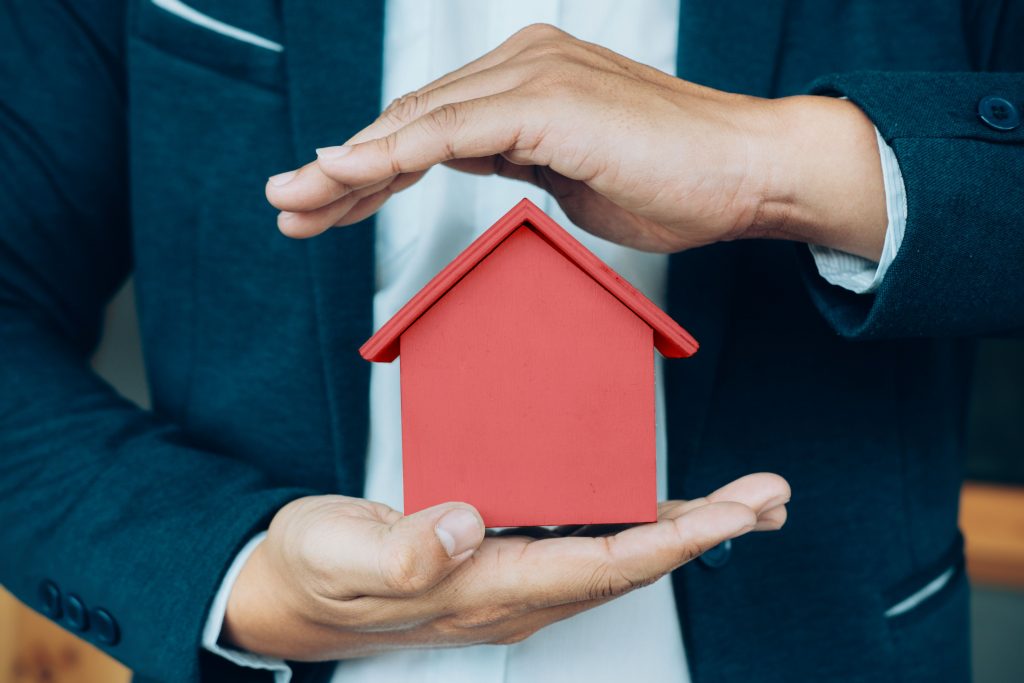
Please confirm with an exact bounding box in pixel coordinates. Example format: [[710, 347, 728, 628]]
[[266, 24, 886, 260], [222, 472, 789, 660]]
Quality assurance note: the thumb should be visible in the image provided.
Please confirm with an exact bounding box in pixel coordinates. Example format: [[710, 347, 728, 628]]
[[372, 502, 485, 597]]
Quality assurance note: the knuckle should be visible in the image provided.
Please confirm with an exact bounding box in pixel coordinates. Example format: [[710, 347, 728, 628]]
[[578, 561, 650, 601], [580, 566, 620, 600], [383, 91, 427, 125], [670, 524, 712, 565], [373, 134, 403, 175], [525, 39, 570, 63], [446, 605, 510, 631], [427, 103, 463, 134], [378, 542, 432, 595], [422, 104, 462, 160], [517, 23, 565, 43]]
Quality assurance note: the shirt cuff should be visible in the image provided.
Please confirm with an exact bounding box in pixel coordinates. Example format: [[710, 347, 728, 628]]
[[201, 531, 293, 683], [808, 125, 908, 294]]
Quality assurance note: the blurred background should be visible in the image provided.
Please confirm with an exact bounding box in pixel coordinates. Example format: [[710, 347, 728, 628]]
[[3, 281, 1023, 682]]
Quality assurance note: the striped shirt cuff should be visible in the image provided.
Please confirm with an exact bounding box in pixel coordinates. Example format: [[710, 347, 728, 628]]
[[201, 531, 293, 683], [809, 126, 908, 294]]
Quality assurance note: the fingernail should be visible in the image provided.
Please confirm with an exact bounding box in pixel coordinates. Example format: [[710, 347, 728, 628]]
[[316, 145, 353, 160], [435, 509, 482, 558], [268, 170, 296, 187]]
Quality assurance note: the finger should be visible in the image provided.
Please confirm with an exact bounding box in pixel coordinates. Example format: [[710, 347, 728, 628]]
[[321, 501, 485, 599], [346, 63, 528, 149], [267, 26, 602, 223], [661, 497, 788, 532], [314, 94, 534, 193], [754, 503, 788, 531], [330, 171, 426, 228], [705, 472, 791, 512], [267, 28, 551, 216], [525, 474, 788, 605], [446, 499, 757, 613], [349, 474, 788, 629], [576, 500, 759, 594], [279, 171, 423, 237], [656, 472, 791, 522], [270, 71, 524, 218], [655, 474, 791, 533], [354, 24, 581, 154], [484, 572, 681, 646], [278, 193, 361, 238], [382, 23, 570, 111], [276, 177, 393, 238], [444, 474, 791, 612], [266, 152, 374, 213], [443, 155, 540, 183]]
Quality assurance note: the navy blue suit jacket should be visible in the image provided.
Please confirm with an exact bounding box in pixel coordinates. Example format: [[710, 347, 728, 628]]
[[1, 1, 1022, 681]]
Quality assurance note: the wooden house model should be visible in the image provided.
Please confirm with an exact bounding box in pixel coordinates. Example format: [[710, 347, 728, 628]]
[[361, 199, 697, 526]]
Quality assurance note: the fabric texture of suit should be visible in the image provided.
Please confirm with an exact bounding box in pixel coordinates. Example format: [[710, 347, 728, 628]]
[[1, 1, 1021, 681]]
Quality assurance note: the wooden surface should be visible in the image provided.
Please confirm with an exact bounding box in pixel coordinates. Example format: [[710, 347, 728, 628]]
[[961, 482, 1024, 587], [0, 588, 129, 683]]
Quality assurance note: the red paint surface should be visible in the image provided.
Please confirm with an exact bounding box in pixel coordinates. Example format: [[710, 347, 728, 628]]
[[401, 226, 656, 526], [360, 199, 698, 527], [360, 198, 697, 363]]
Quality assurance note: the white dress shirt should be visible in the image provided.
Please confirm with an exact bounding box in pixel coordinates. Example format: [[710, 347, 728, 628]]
[[200, 1, 908, 681]]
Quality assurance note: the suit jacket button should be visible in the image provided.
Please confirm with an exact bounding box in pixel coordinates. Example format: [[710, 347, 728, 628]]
[[698, 539, 732, 569], [63, 594, 89, 632], [90, 608, 121, 645], [978, 96, 1020, 131], [38, 580, 62, 619]]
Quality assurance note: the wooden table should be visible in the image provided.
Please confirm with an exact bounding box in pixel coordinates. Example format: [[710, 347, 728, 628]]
[[961, 481, 1024, 587]]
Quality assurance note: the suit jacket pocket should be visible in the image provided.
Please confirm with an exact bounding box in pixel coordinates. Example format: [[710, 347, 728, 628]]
[[882, 533, 970, 683], [133, 0, 284, 90]]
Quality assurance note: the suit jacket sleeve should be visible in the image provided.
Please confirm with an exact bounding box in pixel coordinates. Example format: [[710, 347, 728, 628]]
[[799, 4, 1024, 339], [0, 3, 312, 680]]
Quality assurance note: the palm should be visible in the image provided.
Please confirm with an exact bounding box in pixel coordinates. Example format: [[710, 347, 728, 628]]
[[442, 157, 689, 253]]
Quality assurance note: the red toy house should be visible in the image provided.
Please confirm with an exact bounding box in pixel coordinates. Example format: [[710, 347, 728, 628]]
[[360, 199, 698, 527]]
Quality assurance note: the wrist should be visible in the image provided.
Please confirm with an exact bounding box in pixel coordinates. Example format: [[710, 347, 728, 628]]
[[752, 95, 887, 261], [222, 539, 311, 657]]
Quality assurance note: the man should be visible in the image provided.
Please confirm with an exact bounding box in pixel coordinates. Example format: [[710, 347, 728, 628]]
[[1, 1, 1021, 682]]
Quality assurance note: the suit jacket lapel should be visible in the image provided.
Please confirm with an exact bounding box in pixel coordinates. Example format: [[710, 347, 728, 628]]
[[281, 0, 384, 496]]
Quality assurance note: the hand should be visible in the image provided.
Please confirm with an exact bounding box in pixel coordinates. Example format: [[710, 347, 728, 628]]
[[266, 24, 886, 260], [222, 473, 789, 660]]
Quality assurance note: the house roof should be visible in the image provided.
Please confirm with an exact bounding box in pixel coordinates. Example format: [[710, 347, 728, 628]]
[[360, 198, 699, 362]]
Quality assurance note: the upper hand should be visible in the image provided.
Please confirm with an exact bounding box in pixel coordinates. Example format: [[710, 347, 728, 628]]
[[265, 24, 886, 260], [222, 472, 789, 661]]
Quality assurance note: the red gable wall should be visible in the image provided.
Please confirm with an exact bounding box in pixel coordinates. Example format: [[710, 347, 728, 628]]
[[399, 225, 657, 526]]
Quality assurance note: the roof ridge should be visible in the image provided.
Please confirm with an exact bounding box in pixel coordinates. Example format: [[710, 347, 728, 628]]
[[359, 198, 698, 362]]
